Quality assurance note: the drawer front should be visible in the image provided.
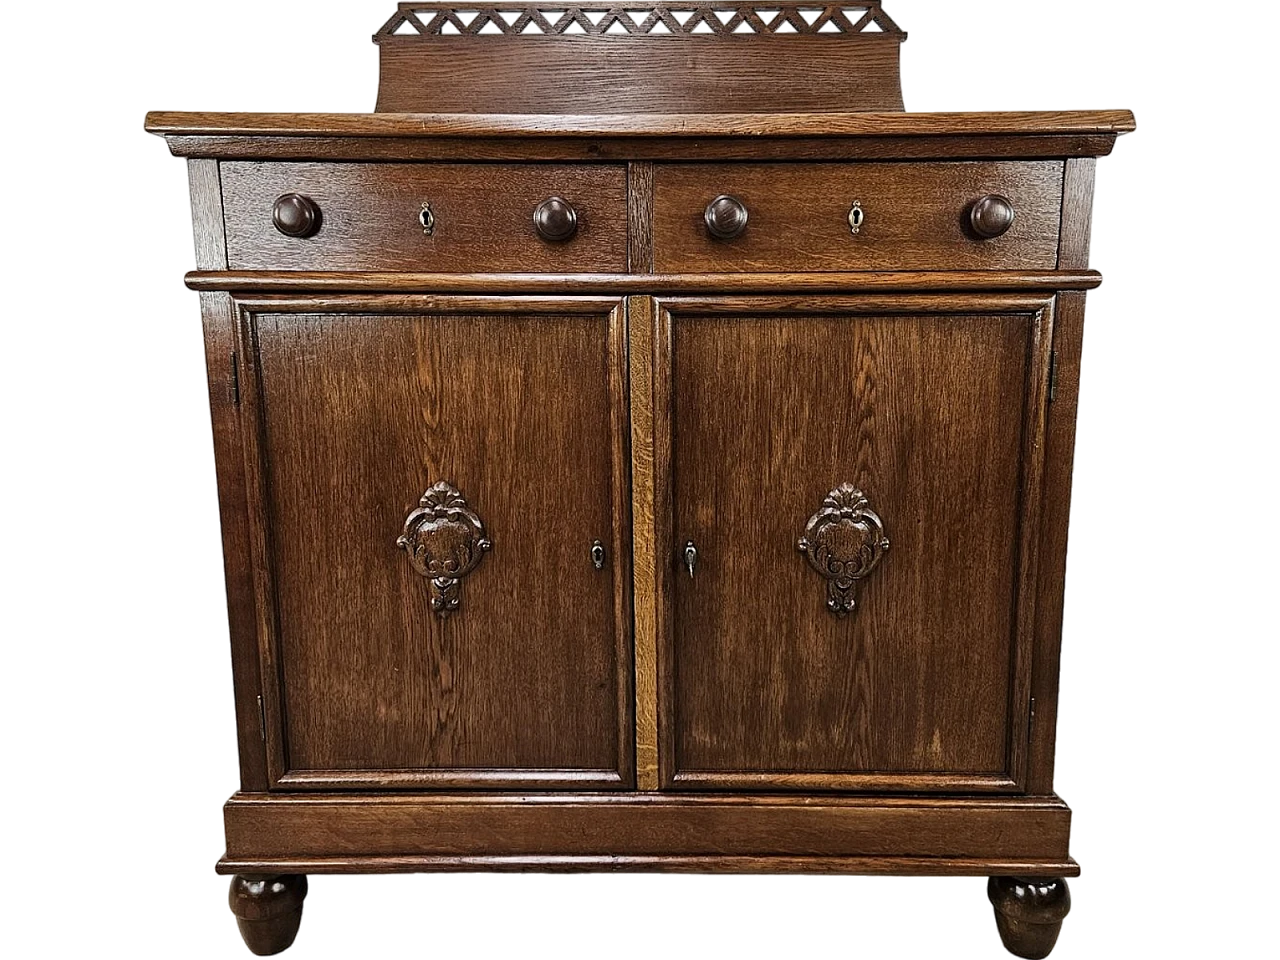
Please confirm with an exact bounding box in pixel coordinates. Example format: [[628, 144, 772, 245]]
[[222, 162, 628, 272], [656, 295, 1054, 793], [653, 161, 1064, 272]]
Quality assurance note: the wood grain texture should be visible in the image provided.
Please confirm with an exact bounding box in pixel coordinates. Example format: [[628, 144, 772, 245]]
[[157, 133, 1125, 163], [234, 295, 633, 789], [375, 36, 904, 114], [185, 270, 1104, 294], [220, 162, 626, 273], [627, 162, 655, 274], [628, 296, 660, 790], [198, 291, 269, 791], [653, 161, 1065, 272], [660, 295, 1052, 790], [219, 855, 1080, 877], [187, 159, 228, 270], [1027, 291, 1087, 794], [145, 110, 1137, 140], [1058, 158, 1097, 270], [229, 875, 306, 956], [221, 792, 1074, 862]]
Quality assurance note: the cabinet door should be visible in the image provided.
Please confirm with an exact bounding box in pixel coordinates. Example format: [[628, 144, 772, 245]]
[[235, 296, 632, 790], [656, 295, 1054, 792]]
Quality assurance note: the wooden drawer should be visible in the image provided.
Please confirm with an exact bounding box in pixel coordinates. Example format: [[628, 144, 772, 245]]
[[221, 162, 628, 272], [652, 161, 1064, 272]]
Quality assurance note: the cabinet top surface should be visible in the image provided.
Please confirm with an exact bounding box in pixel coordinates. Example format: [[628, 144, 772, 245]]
[[144, 110, 1135, 141]]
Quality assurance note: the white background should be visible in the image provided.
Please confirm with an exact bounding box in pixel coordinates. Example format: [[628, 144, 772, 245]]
[[2, 1, 1276, 957]]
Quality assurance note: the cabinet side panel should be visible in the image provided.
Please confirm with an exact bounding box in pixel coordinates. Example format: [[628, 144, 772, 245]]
[[1027, 291, 1087, 793], [187, 158, 227, 271], [198, 291, 269, 791]]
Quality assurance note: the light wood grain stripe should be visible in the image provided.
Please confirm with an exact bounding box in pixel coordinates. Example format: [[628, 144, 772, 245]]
[[628, 295, 660, 790]]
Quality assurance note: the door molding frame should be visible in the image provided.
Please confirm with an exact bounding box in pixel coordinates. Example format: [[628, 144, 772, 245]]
[[231, 293, 635, 791], [648, 293, 1056, 793]]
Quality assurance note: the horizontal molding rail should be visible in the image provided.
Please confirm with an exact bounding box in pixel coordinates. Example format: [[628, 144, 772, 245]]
[[218, 854, 1082, 877], [187, 269, 1103, 294]]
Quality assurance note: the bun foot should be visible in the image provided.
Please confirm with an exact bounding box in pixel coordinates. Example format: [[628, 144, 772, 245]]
[[229, 875, 308, 955], [987, 876, 1070, 959]]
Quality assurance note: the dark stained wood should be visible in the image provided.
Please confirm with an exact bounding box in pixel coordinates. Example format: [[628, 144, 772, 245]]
[[233, 295, 633, 789], [198, 292, 270, 792], [148, 7, 1132, 950], [220, 792, 1075, 862], [532, 196, 579, 242], [370, 3, 907, 115], [372, 2, 907, 42], [653, 161, 1065, 272], [988, 876, 1072, 959], [220, 855, 1080, 877], [185, 270, 1105, 294], [660, 294, 1053, 791], [970, 194, 1018, 240], [155, 133, 1126, 163], [188, 164, 270, 792], [378, 36, 905, 114], [145, 110, 1137, 140], [1027, 291, 1088, 794], [270, 194, 321, 239], [187, 159, 228, 271], [1058, 159, 1097, 270], [229, 875, 307, 956], [221, 162, 627, 272], [627, 162, 655, 274]]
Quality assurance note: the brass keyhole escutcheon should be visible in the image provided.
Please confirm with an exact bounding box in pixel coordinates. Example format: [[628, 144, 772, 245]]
[[419, 202, 435, 236], [848, 201, 865, 235]]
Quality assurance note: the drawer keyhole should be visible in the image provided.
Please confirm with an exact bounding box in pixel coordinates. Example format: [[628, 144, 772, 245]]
[[848, 201, 865, 235], [419, 202, 435, 237]]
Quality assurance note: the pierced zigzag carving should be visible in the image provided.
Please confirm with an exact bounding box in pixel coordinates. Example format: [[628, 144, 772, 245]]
[[376, 3, 906, 40]]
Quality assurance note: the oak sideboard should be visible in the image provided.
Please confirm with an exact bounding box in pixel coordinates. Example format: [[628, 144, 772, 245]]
[[146, 4, 1133, 956]]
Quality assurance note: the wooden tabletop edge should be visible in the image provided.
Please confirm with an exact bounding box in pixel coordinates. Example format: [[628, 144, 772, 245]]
[[144, 109, 1136, 139]]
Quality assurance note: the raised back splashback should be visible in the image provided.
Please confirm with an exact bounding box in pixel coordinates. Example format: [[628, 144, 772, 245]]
[[373, 3, 908, 113]]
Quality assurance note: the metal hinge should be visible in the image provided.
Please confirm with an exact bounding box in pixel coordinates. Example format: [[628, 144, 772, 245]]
[[257, 694, 266, 741], [230, 352, 241, 406], [1048, 352, 1058, 403], [1028, 696, 1037, 737]]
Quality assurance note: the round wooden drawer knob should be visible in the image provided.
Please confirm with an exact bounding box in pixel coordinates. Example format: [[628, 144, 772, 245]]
[[969, 194, 1016, 240], [534, 197, 578, 242], [705, 194, 749, 240], [272, 193, 322, 238]]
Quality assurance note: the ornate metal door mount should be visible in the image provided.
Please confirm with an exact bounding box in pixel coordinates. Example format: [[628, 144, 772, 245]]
[[396, 481, 491, 618], [797, 483, 890, 619]]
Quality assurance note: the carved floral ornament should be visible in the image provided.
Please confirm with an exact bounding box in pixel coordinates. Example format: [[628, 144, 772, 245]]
[[797, 482, 890, 618], [397, 481, 492, 618], [376, 3, 906, 39]]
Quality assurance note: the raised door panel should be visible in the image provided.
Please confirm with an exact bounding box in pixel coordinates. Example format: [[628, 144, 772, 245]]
[[235, 295, 632, 790], [657, 295, 1053, 792]]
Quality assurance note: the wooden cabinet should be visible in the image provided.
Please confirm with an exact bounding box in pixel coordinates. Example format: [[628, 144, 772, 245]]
[[147, 4, 1132, 957]]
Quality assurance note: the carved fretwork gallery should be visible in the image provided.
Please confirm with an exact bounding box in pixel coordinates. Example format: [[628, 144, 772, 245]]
[[147, 2, 1132, 956]]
